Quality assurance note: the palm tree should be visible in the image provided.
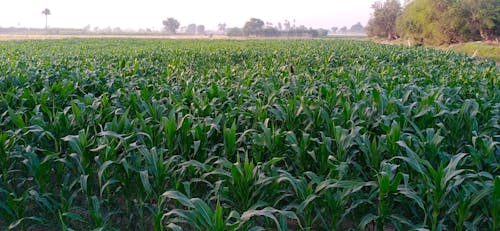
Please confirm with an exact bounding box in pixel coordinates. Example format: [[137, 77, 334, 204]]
[[41, 8, 51, 31]]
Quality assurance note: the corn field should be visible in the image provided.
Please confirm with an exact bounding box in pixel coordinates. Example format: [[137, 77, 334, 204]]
[[0, 39, 498, 230]]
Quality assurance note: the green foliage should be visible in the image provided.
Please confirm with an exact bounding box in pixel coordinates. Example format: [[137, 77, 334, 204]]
[[461, 0, 500, 41], [396, 0, 500, 44], [0, 39, 498, 230]]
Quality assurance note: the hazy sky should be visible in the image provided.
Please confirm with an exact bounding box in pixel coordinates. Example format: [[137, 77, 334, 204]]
[[0, 0, 387, 31]]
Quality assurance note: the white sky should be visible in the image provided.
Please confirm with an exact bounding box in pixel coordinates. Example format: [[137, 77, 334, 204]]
[[0, 0, 387, 31]]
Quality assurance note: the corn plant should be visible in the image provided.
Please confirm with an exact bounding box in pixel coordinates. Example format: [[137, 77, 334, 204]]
[[0, 38, 497, 230]]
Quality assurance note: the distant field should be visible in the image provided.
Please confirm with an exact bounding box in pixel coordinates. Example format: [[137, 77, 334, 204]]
[[0, 39, 498, 230], [0, 34, 228, 41]]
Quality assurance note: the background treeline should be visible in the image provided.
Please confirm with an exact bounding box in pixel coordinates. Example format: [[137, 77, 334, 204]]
[[226, 18, 364, 37], [162, 18, 365, 37], [366, 0, 499, 45]]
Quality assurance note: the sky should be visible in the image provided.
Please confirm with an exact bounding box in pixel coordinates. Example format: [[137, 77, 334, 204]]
[[0, 0, 387, 31]]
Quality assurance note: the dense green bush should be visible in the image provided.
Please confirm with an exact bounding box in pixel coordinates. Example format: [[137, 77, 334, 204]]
[[396, 0, 499, 44]]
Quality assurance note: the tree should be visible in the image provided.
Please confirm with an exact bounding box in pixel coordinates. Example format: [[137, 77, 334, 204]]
[[83, 24, 91, 33], [41, 8, 51, 31], [428, 0, 470, 43], [365, 0, 402, 39], [243, 18, 264, 36], [331, 27, 338, 34], [103, 26, 112, 34], [350, 22, 364, 34], [186, 24, 197, 35], [339, 26, 347, 34], [396, 0, 431, 43], [217, 23, 226, 33], [283, 20, 291, 31], [297, 25, 307, 31], [396, 0, 489, 44], [461, 0, 499, 41], [262, 27, 279, 37], [226, 27, 243, 37], [265, 22, 274, 29], [317, 29, 329, 37], [163, 18, 180, 34], [196, 25, 205, 35]]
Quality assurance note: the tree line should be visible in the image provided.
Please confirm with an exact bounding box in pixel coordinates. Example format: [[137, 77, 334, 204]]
[[162, 18, 365, 37], [366, 0, 499, 44], [10, 8, 366, 38], [226, 19, 364, 37]]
